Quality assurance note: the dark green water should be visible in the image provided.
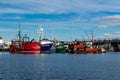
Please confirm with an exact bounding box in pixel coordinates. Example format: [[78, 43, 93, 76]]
[[0, 52, 120, 80]]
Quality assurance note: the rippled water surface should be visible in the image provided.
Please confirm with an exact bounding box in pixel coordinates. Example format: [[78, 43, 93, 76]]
[[0, 52, 120, 80]]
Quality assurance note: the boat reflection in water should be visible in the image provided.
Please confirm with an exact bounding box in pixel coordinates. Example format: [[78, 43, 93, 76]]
[[10, 51, 40, 54]]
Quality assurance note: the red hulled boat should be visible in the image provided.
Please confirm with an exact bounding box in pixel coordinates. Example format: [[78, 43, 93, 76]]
[[9, 24, 41, 54], [74, 41, 106, 54]]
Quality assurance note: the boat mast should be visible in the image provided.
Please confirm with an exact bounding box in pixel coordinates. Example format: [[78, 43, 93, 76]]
[[38, 26, 43, 41], [84, 31, 90, 41], [91, 31, 94, 43], [82, 35, 85, 42], [18, 22, 22, 42]]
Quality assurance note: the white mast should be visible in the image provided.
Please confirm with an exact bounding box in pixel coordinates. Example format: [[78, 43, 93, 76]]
[[37, 25, 44, 41]]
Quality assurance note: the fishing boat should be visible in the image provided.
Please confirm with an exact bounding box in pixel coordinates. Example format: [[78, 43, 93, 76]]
[[55, 42, 65, 53], [100, 47, 106, 53], [38, 28, 53, 53], [73, 31, 106, 54], [9, 24, 41, 54], [56, 45, 65, 53], [74, 41, 106, 54], [3, 41, 11, 51], [41, 39, 53, 53]]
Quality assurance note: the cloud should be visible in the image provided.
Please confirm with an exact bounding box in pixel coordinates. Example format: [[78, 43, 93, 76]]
[[102, 15, 120, 20], [0, 16, 22, 20], [73, 18, 88, 22], [103, 33, 112, 37], [115, 32, 120, 35], [1, 0, 120, 23], [97, 22, 120, 28], [94, 14, 120, 28], [0, 28, 17, 32], [96, 14, 120, 22], [0, 0, 120, 14], [96, 32, 120, 40], [0, 8, 28, 14], [98, 24, 108, 28], [0, 28, 29, 33]]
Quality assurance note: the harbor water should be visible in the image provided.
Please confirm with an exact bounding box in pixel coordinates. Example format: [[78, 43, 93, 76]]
[[0, 52, 120, 80]]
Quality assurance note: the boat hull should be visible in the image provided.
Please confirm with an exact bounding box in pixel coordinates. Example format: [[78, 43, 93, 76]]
[[41, 43, 53, 53], [0, 44, 4, 51], [56, 46, 65, 53], [10, 42, 41, 54]]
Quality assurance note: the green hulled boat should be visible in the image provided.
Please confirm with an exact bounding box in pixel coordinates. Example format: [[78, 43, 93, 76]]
[[56, 45, 65, 53]]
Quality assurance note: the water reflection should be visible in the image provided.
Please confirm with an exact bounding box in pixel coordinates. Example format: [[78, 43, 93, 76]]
[[0, 51, 4, 55], [10, 51, 40, 54], [0, 52, 120, 80]]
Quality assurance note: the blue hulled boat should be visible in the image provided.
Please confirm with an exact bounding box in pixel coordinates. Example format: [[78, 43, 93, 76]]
[[41, 40, 53, 53], [38, 27, 53, 53]]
